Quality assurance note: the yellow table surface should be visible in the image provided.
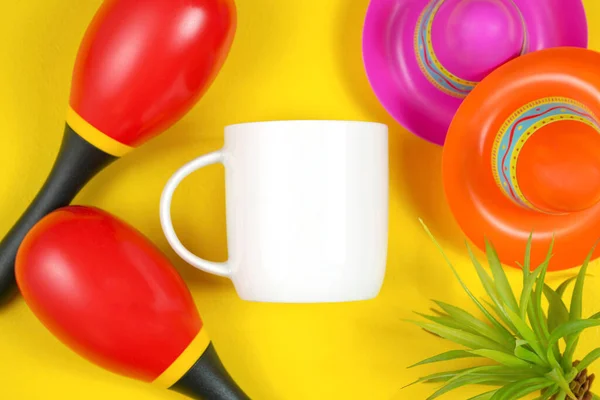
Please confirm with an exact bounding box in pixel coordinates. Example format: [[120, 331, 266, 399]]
[[2, 1, 600, 399]]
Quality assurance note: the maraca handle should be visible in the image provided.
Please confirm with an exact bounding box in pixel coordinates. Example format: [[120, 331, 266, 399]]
[[170, 343, 251, 400], [0, 124, 115, 303]]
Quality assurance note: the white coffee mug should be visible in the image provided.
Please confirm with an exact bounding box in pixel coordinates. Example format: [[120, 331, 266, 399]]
[[160, 120, 389, 303]]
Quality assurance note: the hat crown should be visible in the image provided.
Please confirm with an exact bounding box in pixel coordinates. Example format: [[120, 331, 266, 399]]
[[416, 0, 527, 98], [518, 124, 600, 214], [434, 0, 526, 81], [492, 97, 600, 214]]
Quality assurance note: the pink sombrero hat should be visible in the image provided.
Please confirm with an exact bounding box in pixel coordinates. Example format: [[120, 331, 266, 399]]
[[362, 0, 588, 146]]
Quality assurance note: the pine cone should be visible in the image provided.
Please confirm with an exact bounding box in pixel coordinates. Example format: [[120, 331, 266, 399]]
[[548, 361, 595, 400]]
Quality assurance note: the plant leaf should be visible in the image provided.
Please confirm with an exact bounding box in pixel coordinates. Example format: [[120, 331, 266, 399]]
[[523, 232, 533, 275], [415, 312, 469, 332], [446, 365, 539, 380], [402, 368, 474, 389], [570, 243, 596, 322], [525, 244, 553, 346], [507, 381, 554, 399], [467, 349, 532, 368], [484, 239, 519, 313], [548, 319, 600, 349], [528, 302, 548, 348], [543, 284, 570, 333], [520, 259, 542, 320], [534, 238, 555, 340], [541, 284, 565, 363], [564, 366, 579, 384], [561, 336, 579, 371], [468, 390, 498, 400], [514, 341, 546, 366], [576, 347, 600, 372], [433, 301, 513, 349], [553, 392, 566, 400], [407, 320, 509, 352], [408, 350, 480, 368], [518, 233, 533, 316], [546, 348, 562, 372], [505, 307, 546, 361], [490, 377, 553, 400], [419, 221, 515, 342], [467, 242, 505, 310], [533, 384, 559, 400], [555, 276, 577, 298], [426, 375, 507, 400], [430, 307, 448, 317], [483, 299, 518, 335], [546, 368, 575, 399], [427, 366, 536, 400]]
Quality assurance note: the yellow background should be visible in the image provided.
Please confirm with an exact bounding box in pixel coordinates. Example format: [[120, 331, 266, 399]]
[[1, 0, 600, 399]]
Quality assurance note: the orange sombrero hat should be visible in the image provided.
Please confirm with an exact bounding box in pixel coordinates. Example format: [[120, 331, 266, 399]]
[[443, 47, 600, 271]]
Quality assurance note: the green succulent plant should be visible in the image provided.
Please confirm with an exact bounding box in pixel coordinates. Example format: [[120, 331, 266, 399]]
[[407, 220, 600, 400]]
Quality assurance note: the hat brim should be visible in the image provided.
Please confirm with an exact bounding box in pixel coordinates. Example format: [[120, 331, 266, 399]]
[[443, 47, 600, 272], [362, 0, 588, 146]]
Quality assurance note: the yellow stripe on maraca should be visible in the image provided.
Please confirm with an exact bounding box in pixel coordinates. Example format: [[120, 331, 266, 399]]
[[152, 327, 211, 388], [66, 106, 134, 157]]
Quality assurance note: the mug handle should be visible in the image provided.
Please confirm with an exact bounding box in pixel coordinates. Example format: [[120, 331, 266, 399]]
[[159, 150, 230, 278]]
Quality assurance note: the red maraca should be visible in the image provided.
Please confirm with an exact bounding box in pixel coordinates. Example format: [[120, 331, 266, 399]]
[[16, 206, 249, 400], [0, 0, 236, 303]]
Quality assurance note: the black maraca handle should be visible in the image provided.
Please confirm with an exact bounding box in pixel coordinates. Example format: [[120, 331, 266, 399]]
[[170, 343, 251, 400], [0, 124, 115, 303]]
